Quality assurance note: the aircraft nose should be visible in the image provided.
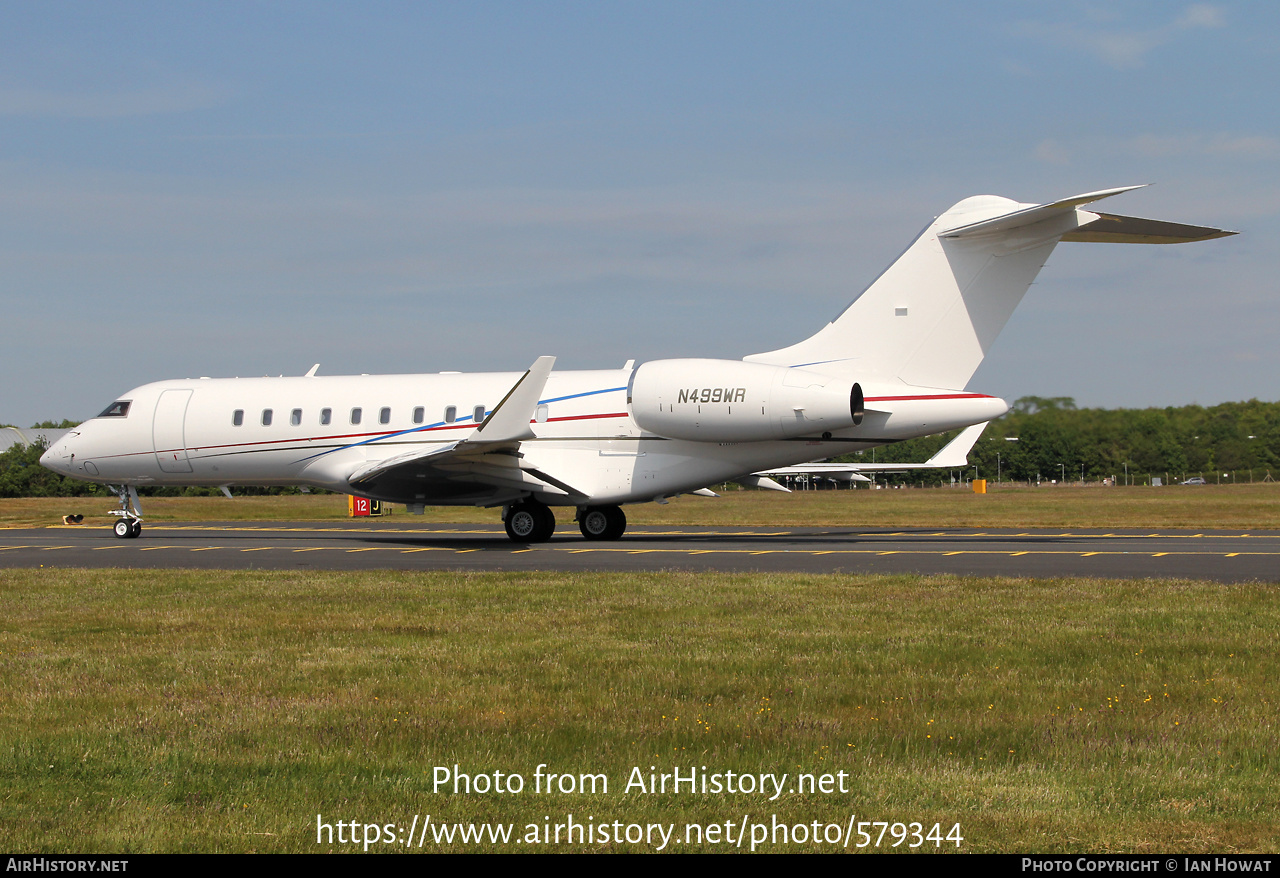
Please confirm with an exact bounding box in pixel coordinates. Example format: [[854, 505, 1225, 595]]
[[39, 442, 65, 472], [39, 438, 76, 476]]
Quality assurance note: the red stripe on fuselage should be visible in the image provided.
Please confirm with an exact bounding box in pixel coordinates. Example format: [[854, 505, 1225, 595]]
[[109, 411, 634, 461], [864, 393, 995, 402]]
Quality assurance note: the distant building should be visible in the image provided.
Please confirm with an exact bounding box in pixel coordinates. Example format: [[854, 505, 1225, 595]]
[[1, 427, 72, 451]]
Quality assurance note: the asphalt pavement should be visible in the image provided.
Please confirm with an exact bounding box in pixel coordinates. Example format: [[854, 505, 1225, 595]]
[[2, 521, 1277, 582]]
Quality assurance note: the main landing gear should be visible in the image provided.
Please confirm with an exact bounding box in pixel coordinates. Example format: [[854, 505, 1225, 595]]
[[107, 484, 143, 539], [577, 505, 626, 541], [500, 501, 629, 542], [503, 500, 556, 543]]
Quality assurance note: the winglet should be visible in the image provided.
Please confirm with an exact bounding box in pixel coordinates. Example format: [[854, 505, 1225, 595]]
[[473, 356, 556, 443], [923, 422, 988, 468], [735, 474, 791, 493]]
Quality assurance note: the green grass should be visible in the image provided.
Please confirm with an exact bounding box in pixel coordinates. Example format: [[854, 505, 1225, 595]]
[[5, 481, 1280, 530], [1, 568, 1276, 853]]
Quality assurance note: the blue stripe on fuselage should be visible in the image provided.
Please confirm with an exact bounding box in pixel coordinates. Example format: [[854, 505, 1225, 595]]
[[295, 385, 627, 462]]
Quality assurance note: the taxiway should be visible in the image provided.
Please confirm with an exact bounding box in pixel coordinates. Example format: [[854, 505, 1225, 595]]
[[2, 522, 1276, 582]]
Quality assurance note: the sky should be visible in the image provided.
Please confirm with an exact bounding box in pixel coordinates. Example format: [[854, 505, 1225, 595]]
[[2, 1, 1277, 425]]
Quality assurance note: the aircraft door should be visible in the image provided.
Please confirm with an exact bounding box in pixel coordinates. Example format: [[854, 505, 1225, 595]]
[[153, 389, 194, 473]]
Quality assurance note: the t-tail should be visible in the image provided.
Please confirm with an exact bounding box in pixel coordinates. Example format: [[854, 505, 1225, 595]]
[[744, 185, 1235, 389]]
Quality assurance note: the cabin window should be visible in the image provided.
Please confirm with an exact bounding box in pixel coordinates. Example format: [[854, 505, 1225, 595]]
[[291, 409, 302, 427], [444, 406, 457, 423], [97, 400, 131, 418], [233, 409, 244, 427], [413, 406, 424, 425], [351, 407, 362, 425], [473, 404, 486, 424], [262, 409, 273, 426], [320, 408, 331, 426], [535, 404, 548, 423], [379, 407, 391, 425]]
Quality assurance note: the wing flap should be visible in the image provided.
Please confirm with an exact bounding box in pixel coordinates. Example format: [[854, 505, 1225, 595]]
[[347, 441, 462, 485], [349, 441, 587, 500]]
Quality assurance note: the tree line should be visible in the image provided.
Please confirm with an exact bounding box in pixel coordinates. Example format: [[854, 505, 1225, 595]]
[[0, 420, 304, 498]]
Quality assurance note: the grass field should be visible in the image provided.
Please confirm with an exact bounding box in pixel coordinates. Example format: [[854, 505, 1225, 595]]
[[4, 486, 1277, 853], [4, 481, 1280, 530], [1, 568, 1276, 853]]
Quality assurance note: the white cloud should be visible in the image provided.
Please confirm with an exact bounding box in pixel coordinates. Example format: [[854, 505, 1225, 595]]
[[1035, 139, 1072, 165], [1016, 4, 1226, 69], [1204, 134, 1280, 157], [1033, 131, 1278, 164], [1175, 4, 1226, 30]]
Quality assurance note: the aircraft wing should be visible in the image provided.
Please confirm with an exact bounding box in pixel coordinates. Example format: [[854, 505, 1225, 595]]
[[754, 422, 989, 480], [345, 356, 590, 502]]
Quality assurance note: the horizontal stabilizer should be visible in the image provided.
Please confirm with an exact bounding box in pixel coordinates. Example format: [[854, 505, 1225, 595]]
[[940, 186, 1145, 238], [1063, 213, 1237, 244]]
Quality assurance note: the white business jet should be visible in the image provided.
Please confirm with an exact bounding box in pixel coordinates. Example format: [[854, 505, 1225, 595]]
[[40, 186, 1232, 542]]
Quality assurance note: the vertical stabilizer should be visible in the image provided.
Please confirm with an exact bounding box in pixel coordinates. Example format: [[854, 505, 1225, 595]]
[[744, 186, 1231, 390]]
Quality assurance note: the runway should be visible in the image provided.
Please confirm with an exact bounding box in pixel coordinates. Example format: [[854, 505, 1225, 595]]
[[2, 521, 1278, 581]]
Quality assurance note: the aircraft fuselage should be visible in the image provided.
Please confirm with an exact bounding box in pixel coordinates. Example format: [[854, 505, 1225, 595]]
[[40, 367, 1007, 508]]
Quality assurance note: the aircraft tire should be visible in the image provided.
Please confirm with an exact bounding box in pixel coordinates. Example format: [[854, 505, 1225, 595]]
[[129, 521, 142, 538], [578, 505, 626, 540], [533, 504, 556, 542], [505, 502, 555, 543], [113, 519, 132, 539]]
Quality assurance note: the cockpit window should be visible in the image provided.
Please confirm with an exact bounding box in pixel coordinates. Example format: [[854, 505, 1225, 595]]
[[97, 400, 131, 418]]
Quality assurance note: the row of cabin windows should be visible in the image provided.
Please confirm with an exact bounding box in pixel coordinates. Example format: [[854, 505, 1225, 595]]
[[231, 404, 488, 428]]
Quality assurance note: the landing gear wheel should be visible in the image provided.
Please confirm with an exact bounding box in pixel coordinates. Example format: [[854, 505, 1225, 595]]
[[108, 485, 144, 539], [504, 501, 555, 543], [578, 505, 626, 541]]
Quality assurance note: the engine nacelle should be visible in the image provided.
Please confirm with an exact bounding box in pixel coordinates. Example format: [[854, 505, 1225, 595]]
[[629, 359, 863, 442]]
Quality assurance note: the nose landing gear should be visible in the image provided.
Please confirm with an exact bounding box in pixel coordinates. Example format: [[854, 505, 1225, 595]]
[[107, 485, 143, 539], [112, 518, 141, 539]]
